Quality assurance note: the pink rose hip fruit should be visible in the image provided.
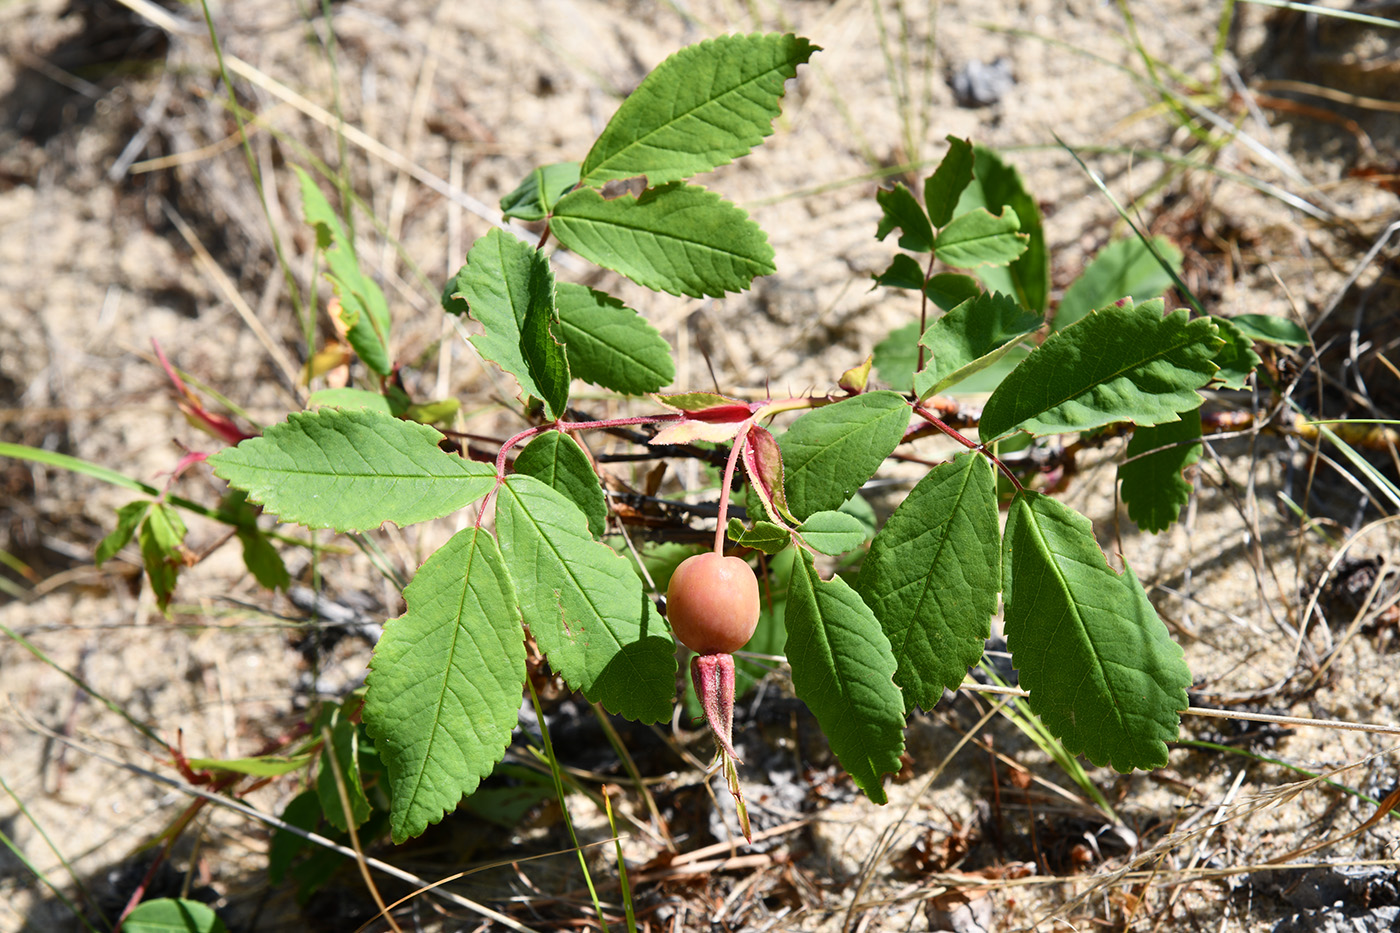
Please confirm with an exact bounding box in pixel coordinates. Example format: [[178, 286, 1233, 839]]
[[665, 553, 760, 654]]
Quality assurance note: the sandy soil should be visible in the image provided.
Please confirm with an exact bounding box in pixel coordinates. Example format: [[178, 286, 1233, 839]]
[[2, 0, 1399, 930]]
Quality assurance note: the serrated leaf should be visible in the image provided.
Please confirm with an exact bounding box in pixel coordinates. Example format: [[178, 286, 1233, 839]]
[[1055, 236, 1183, 331], [235, 526, 289, 591], [925, 136, 975, 229], [579, 33, 818, 188], [978, 298, 1222, 441], [779, 391, 910, 520], [500, 161, 580, 221], [797, 510, 868, 555], [915, 292, 1042, 398], [140, 503, 186, 612], [875, 183, 933, 252], [122, 898, 226, 933], [1208, 316, 1261, 389], [954, 146, 1047, 313], [96, 500, 151, 565], [316, 703, 371, 832], [496, 475, 675, 722], [727, 518, 790, 554], [923, 273, 984, 311], [446, 228, 568, 418], [785, 551, 904, 802], [307, 387, 394, 415], [1002, 492, 1190, 771], [514, 431, 607, 538], [933, 206, 1027, 268], [556, 283, 674, 394], [872, 253, 925, 291], [363, 527, 524, 842], [855, 452, 999, 710], [1229, 313, 1309, 346], [210, 409, 495, 532], [295, 166, 391, 376], [551, 182, 773, 298], [1119, 407, 1202, 533]]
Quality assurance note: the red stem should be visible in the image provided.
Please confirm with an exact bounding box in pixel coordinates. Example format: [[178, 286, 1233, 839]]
[[912, 403, 1024, 492], [713, 420, 753, 554]]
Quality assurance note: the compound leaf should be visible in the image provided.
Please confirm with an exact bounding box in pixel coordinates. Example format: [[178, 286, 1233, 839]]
[[579, 33, 817, 188], [139, 502, 187, 613], [500, 161, 581, 221], [779, 391, 910, 520], [445, 228, 569, 418], [934, 207, 1026, 268], [1119, 407, 1202, 533], [513, 430, 607, 538], [953, 146, 1048, 313], [785, 551, 904, 803], [978, 298, 1221, 441], [551, 182, 773, 298], [1208, 316, 1261, 390], [1055, 235, 1182, 331], [855, 452, 999, 710], [797, 510, 867, 556], [924, 136, 975, 229], [296, 166, 391, 376], [1002, 492, 1190, 771], [556, 283, 674, 394], [876, 183, 934, 252], [496, 475, 675, 722], [364, 527, 524, 842], [915, 291, 1042, 398], [209, 409, 495, 532], [96, 500, 151, 565]]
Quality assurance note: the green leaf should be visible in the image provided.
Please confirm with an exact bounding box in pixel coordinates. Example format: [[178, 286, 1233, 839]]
[[185, 754, 312, 778], [873, 322, 919, 392], [1228, 313, 1309, 346], [122, 898, 227, 933], [872, 253, 925, 290], [500, 161, 580, 221], [727, 518, 790, 554], [1208, 316, 1261, 390], [555, 284, 674, 394], [495, 475, 675, 722], [210, 409, 495, 532], [779, 391, 911, 520], [855, 452, 999, 711], [307, 387, 394, 415], [1002, 492, 1190, 771], [140, 503, 186, 612], [954, 146, 1048, 313], [316, 703, 372, 832], [1119, 407, 1202, 533], [551, 182, 774, 298], [978, 298, 1222, 441], [295, 166, 391, 376], [446, 228, 569, 418], [268, 789, 320, 884], [513, 431, 607, 538], [1055, 236, 1183, 331], [933, 207, 1027, 268], [96, 500, 151, 565], [924, 136, 975, 229], [579, 33, 818, 188], [797, 510, 868, 555], [784, 552, 905, 803], [363, 527, 524, 843], [875, 183, 934, 252], [914, 292, 1042, 398], [235, 526, 289, 591], [923, 273, 983, 311]]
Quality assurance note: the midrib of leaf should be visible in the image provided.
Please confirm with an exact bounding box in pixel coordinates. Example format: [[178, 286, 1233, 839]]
[[588, 68, 783, 181], [504, 485, 649, 677], [1000, 329, 1205, 434], [556, 211, 765, 263], [887, 461, 976, 661], [558, 319, 670, 383], [406, 535, 482, 811], [1019, 511, 1133, 733]]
